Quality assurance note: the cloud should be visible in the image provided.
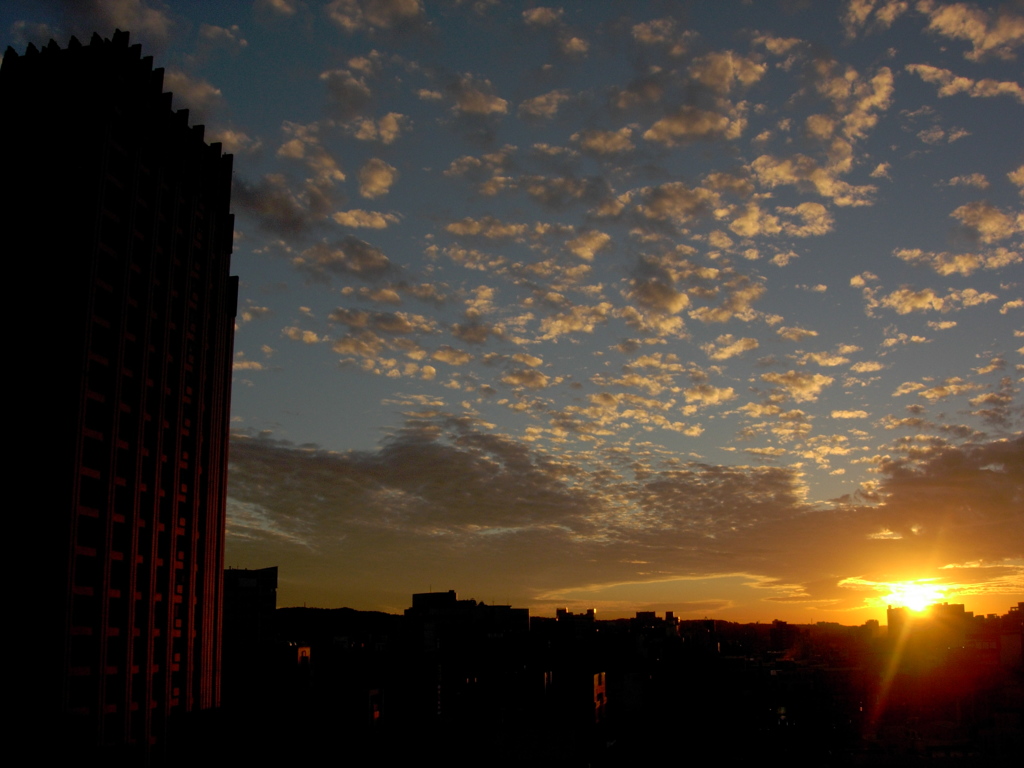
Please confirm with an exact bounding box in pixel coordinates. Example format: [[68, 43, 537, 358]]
[[358, 158, 398, 198], [950, 201, 1024, 243], [565, 230, 611, 261], [450, 75, 509, 115], [628, 275, 690, 317], [230, 417, 594, 538], [803, 351, 850, 367], [283, 326, 323, 344], [50, 0, 174, 50], [502, 368, 552, 389], [683, 384, 737, 407], [753, 33, 803, 56], [326, 0, 425, 33], [689, 51, 767, 93], [443, 146, 517, 195], [320, 68, 373, 119], [1009, 165, 1024, 195], [843, 0, 910, 37], [349, 112, 410, 144], [522, 175, 609, 210], [631, 18, 695, 56], [944, 173, 990, 189], [432, 345, 473, 366], [701, 335, 759, 361], [277, 121, 347, 191], [333, 209, 401, 229], [6, 21, 60, 51], [760, 371, 834, 402], [257, 0, 297, 16], [777, 202, 835, 237], [637, 182, 719, 224], [770, 251, 799, 267], [331, 331, 387, 364], [906, 63, 1024, 103], [974, 357, 1006, 376], [233, 351, 265, 371], [445, 216, 527, 239], [916, 377, 983, 402], [878, 286, 998, 314], [523, 7, 563, 26], [163, 71, 222, 123], [239, 304, 272, 324], [750, 153, 875, 206], [209, 128, 260, 154], [881, 333, 928, 348], [442, 245, 506, 272], [572, 127, 635, 155], [234, 174, 321, 235], [227, 404, 1024, 613], [851, 361, 885, 373], [777, 326, 818, 341], [916, 124, 971, 144], [880, 288, 946, 314], [814, 64, 894, 141], [199, 23, 247, 53], [294, 237, 392, 281], [805, 113, 836, 140], [831, 410, 869, 419], [513, 353, 544, 368], [560, 36, 590, 56], [643, 106, 742, 146], [328, 308, 435, 336], [611, 71, 671, 111], [894, 247, 1021, 275], [918, 0, 1024, 61], [729, 202, 781, 237], [539, 303, 613, 340], [518, 89, 571, 119]]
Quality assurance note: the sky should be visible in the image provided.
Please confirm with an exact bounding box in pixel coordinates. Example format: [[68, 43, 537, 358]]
[[6, 0, 1022, 623]]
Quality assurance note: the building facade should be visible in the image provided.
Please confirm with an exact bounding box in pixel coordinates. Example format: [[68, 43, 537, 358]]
[[2, 31, 236, 754]]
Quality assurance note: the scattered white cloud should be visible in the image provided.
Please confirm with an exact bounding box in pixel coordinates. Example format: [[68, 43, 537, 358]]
[[358, 158, 398, 198], [950, 201, 1024, 243], [906, 63, 1024, 103], [918, 0, 1024, 61], [327, 0, 425, 33], [761, 371, 834, 402]]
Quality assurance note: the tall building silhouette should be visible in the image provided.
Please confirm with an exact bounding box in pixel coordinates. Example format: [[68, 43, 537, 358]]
[[2, 31, 237, 755]]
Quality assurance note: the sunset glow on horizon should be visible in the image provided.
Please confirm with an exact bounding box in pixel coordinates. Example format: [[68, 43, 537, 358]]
[[881, 580, 947, 612], [7, 0, 1020, 624]]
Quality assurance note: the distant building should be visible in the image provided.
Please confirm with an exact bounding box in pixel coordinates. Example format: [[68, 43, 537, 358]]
[[556, 607, 597, 623], [223, 566, 279, 646], [3, 31, 236, 755], [887, 605, 909, 638], [403, 591, 530, 723], [405, 590, 530, 649], [222, 567, 279, 705]]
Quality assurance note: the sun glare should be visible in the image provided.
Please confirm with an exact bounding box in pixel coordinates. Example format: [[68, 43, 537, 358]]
[[883, 581, 945, 612]]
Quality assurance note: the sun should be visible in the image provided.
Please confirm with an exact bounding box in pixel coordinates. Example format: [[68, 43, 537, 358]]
[[883, 580, 945, 612]]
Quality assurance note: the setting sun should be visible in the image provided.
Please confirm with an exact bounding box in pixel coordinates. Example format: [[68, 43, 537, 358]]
[[883, 581, 946, 612]]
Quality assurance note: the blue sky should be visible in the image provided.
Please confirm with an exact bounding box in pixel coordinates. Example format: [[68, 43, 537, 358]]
[[7, 0, 1021, 621]]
